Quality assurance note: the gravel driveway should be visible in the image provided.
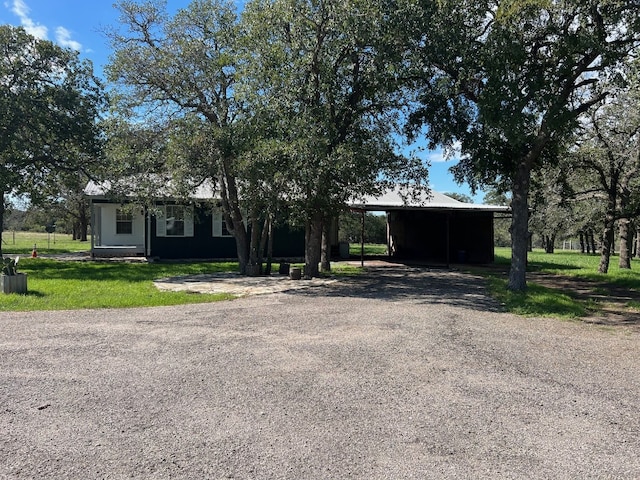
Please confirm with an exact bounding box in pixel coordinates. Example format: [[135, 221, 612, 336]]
[[1, 266, 639, 479]]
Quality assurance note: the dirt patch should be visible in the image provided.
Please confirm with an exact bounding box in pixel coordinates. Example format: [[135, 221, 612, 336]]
[[527, 271, 640, 330]]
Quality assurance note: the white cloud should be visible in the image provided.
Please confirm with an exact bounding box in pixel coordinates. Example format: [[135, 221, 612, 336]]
[[427, 141, 462, 163], [7, 0, 82, 51], [10, 0, 48, 39], [56, 26, 82, 51]]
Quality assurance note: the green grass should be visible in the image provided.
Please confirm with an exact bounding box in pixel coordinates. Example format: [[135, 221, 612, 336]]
[[487, 277, 588, 318], [495, 247, 640, 289], [0, 258, 238, 311], [487, 247, 640, 318], [349, 243, 388, 256], [2, 231, 88, 255]]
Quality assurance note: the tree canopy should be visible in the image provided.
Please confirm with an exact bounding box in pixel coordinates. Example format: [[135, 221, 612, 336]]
[[407, 0, 640, 290], [0, 25, 106, 255]]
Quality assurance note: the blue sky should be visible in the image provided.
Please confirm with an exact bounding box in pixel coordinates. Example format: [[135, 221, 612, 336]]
[[1, 0, 484, 202]]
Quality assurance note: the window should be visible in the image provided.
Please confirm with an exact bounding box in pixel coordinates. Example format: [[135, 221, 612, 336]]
[[156, 205, 194, 237], [212, 210, 233, 237], [116, 209, 133, 235]]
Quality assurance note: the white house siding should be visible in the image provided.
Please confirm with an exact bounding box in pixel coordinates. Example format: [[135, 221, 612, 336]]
[[95, 204, 145, 248]]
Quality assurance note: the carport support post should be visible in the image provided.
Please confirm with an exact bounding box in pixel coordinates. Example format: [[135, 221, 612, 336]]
[[361, 209, 365, 268]]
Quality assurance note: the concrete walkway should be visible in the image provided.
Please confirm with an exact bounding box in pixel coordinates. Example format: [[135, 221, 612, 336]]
[[154, 271, 340, 296]]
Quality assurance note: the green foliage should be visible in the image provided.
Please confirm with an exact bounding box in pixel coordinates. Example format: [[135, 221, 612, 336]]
[[444, 192, 473, 203], [406, 0, 640, 290], [242, 0, 430, 219], [1, 257, 19, 276], [0, 25, 106, 255], [339, 212, 387, 244]]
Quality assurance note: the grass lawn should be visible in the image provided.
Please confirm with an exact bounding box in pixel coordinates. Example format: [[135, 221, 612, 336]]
[[2, 231, 89, 256], [349, 243, 388, 256], [484, 247, 640, 319], [0, 258, 240, 311]]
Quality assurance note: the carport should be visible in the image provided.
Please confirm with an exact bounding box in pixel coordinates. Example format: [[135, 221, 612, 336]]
[[348, 188, 509, 265]]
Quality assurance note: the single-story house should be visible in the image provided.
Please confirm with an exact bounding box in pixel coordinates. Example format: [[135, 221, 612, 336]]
[[86, 181, 507, 264], [348, 188, 509, 264], [84, 181, 305, 260]]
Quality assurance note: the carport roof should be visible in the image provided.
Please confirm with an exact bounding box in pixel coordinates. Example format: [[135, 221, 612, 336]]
[[348, 187, 510, 213]]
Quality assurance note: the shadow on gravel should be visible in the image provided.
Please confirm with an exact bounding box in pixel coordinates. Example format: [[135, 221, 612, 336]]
[[293, 265, 501, 313]]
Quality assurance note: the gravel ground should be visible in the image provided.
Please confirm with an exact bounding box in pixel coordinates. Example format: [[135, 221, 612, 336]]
[[1, 266, 639, 479]]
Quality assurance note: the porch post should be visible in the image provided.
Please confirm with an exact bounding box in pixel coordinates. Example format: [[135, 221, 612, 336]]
[[90, 200, 95, 258], [446, 212, 450, 268], [361, 209, 365, 268]]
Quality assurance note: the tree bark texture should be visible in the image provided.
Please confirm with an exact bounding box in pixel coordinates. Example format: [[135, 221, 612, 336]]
[[321, 219, 331, 273], [305, 212, 323, 278], [219, 160, 250, 275], [598, 198, 616, 273], [543, 234, 555, 254], [588, 230, 596, 254], [579, 231, 585, 254], [618, 217, 632, 269], [508, 163, 531, 291]]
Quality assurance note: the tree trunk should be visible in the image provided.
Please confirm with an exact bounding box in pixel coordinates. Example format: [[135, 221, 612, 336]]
[[0, 192, 4, 258], [321, 218, 331, 273], [579, 231, 585, 254], [589, 230, 597, 254], [258, 215, 269, 273], [265, 216, 274, 276], [247, 215, 262, 276], [78, 200, 89, 242], [219, 160, 250, 274], [618, 217, 632, 269], [598, 198, 616, 273], [636, 224, 640, 258], [508, 162, 531, 291], [543, 234, 555, 254], [304, 212, 322, 278]]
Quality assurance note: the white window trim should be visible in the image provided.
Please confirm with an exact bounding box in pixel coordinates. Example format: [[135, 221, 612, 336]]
[[212, 209, 233, 238], [156, 204, 194, 238], [115, 208, 134, 236]]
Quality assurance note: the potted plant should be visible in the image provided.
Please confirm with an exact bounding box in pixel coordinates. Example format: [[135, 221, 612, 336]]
[[1, 256, 27, 294]]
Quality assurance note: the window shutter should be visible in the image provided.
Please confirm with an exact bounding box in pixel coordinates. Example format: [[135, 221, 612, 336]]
[[156, 206, 167, 237], [212, 211, 223, 237], [184, 206, 194, 237]]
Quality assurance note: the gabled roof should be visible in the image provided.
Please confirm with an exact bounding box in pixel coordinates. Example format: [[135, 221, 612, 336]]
[[348, 187, 509, 213]]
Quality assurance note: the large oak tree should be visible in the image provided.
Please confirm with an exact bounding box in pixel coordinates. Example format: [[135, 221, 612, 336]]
[[0, 25, 105, 256], [242, 0, 429, 277], [407, 0, 640, 290]]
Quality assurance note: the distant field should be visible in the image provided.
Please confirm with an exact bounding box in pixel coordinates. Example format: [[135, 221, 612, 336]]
[[349, 243, 388, 256], [1, 231, 88, 256]]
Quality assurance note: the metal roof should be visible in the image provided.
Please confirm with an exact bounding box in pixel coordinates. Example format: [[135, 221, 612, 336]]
[[86, 180, 509, 213], [84, 179, 216, 200], [348, 187, 509, 212]]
